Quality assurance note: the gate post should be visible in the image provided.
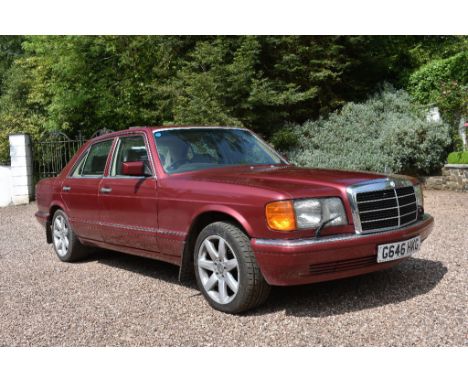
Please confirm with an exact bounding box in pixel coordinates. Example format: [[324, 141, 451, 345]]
[[9, 134, 34, 205]]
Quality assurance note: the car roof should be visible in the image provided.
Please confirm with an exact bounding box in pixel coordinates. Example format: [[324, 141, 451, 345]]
[[89, 126, 247, 143]]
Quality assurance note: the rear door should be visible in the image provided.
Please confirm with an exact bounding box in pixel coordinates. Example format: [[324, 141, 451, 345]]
[[61, 139, 114, 241], [99, 133, 159, 252]]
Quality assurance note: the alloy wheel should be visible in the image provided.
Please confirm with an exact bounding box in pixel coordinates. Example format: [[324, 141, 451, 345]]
[[197, 235, 240, 305], [53, 215, 70, 257]]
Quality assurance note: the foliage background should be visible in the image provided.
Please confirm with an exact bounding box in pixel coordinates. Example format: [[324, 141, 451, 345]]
[[0, 35, 466, 172], [280, 86, 452, 175]]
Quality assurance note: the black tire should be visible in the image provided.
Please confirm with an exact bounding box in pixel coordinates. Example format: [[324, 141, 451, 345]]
[[51, 209, 88, 262], [194, 221, 271, 314]]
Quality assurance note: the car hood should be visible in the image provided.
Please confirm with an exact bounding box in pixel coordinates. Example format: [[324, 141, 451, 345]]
[[183, 165, 393, 198]]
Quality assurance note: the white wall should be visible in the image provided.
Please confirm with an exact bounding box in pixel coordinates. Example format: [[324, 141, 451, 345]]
[[0, 134, 34, 207], [0, 165, 12, 207], [9, 134, 33, 205]]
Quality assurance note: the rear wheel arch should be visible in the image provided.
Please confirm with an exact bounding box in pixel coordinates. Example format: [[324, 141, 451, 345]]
[[46, 204, 66, 243], [178, 210, 251, 283], [50, 209, 88, 262], [49, 204, 63, 222]]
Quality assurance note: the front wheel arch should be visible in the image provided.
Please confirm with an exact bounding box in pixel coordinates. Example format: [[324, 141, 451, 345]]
[[193, 221, 270, 313], [178, 211, 250, 283]]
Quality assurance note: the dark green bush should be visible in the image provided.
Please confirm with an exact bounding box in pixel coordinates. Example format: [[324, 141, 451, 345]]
[[447, 151, 468, 164], [277, 86, 452, 175]]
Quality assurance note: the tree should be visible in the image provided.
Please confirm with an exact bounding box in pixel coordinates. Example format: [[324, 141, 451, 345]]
[[0, 35, 465, 164], [409, 51, 468, 149]]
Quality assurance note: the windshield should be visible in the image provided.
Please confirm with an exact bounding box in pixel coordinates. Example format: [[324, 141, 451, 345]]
[[153, 128, 286, 174]]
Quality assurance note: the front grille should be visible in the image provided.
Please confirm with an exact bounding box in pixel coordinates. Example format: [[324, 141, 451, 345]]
[[309, 255, 376, 276], [356, 185, 417, 233]]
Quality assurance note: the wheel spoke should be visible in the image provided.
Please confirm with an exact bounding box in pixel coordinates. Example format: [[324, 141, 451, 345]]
[[204, 273, 218, 291], [55, 217, 62, 230], [224, 258, 238, 271], [204, 240, 219, 261], [198, 259, 215, 271], [225, 272, 238, 293], [64, 236, 69, 249], [218, 238, 226, 260], [218, 278, 228, 303]]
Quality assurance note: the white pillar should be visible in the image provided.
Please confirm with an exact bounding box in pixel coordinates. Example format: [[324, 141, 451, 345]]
[[9, 134, 34, 205], [0, 165, 13, 207], [458, 117, 466, 150]]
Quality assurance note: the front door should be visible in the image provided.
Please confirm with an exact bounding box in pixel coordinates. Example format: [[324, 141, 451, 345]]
[[61, 139, 114, 242], [99, 134, 159, 253]]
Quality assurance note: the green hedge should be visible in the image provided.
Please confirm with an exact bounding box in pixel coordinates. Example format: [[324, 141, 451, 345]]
[[274, 86, 452, 175], [447, 151, 468, 164]]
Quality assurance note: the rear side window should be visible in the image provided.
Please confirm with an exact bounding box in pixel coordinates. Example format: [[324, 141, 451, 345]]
[[74, 140, 113, 177]]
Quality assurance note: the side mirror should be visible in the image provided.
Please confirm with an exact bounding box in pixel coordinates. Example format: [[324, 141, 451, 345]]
[[121, 161, 145, 176]]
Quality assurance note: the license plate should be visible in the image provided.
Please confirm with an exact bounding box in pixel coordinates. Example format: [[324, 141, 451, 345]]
[[377, 236, 421, 263]]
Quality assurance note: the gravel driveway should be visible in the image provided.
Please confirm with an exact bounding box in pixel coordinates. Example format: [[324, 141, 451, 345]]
[[0, 190, 466, 346]]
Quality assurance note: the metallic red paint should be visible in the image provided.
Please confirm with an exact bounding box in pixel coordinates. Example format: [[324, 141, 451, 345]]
[[35, 126, 434, 286]]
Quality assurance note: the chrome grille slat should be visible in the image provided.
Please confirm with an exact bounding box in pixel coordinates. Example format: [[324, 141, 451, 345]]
[[361, 216, 400, 223], [360, 205, 399, 213], [399, 201, 416, 208], [400, 210, 418, 218], [348, 179, 418, 234], [356, 196, 398, 204]]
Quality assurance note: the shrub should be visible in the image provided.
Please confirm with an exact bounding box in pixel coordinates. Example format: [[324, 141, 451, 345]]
[[278, 86, 452, 175], [447, 152, 468, 165], [409, 52, 467, 125], [408, 52, 468, 151]]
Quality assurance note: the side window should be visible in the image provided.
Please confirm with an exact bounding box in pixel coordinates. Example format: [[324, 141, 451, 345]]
[[78, 140, 113, 176], [110, 135, 152, 176], [70, 150, 89, 177]]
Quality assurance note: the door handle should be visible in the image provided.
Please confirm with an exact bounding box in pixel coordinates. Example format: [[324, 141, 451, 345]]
[[100, 187, 112, 194], [62, 186, 71, 192]]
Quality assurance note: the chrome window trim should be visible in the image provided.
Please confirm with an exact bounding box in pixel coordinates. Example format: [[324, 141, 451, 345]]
[[67, 147, 91, 178], [152, 126, 249, 133], [107, 133, 157, 179], [67, 139, 114, 179], [102, 176, 149, 180], [346, 177, 415, 235]]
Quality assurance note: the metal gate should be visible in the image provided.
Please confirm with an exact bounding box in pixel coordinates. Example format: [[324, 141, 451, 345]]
[[33, 129, 113, 180]]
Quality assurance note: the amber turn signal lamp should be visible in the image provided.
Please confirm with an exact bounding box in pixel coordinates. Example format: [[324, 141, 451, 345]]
[[265, 200, 297, 231]]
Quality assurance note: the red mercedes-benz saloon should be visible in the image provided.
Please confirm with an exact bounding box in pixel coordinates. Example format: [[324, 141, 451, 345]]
[[35, 126, 434, 313]]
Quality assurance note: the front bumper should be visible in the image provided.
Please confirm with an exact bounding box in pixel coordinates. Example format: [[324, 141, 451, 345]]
[[251, 214, 434, 286]]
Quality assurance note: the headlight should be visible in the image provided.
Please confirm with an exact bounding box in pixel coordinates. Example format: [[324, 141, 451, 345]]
[[265, 198, 347, 231], [414, 184, 424, 208], [294, 197, 347, 229]]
